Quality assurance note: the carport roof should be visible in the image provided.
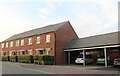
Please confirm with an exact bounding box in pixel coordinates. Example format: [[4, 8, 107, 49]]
[[64, 31, 120, 50]]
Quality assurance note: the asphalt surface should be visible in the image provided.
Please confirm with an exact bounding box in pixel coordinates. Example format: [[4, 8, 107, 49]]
[[2, 62, 45, 74], [1, 61, 120, 75]]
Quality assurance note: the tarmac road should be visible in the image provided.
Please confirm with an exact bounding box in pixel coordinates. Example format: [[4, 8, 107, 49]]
[[1, 62, 45, 74], [1, 61, 120, 76]]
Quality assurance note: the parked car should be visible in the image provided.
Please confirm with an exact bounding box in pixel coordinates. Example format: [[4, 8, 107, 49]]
[[75, 54, 93, 64], [114, 55, 120, 67], [96, 56, 113, 65]]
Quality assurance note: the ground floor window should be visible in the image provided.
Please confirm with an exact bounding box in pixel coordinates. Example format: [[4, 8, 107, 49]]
[[13, 51, 18, 55], [36, 48, 45, 55], [45, 48, 51, 55], [3, 52, 8, 56], [28, 50, 33, 55], [20, 50, 27, 55]]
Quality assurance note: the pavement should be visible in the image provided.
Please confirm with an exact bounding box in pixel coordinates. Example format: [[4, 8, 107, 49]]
[[2, 61, 119, 74]]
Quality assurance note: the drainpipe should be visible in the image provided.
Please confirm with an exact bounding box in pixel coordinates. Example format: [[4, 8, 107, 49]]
[[83, 50, 85, 66], [104, 48, 107, 67], [68, 51, 70, 65]]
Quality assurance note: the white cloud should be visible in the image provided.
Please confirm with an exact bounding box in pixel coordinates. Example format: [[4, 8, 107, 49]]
[[0, 0, 119, 42], [69, 0, 119, 38], [38, 8, 50, 19], [37, 0, 118, 38], [0, 5, 37, 42]]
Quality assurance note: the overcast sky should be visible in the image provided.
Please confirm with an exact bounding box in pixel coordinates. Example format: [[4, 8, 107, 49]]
[[0, 0, 119, 42]]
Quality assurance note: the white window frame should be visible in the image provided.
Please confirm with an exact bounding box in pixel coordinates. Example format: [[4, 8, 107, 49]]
[[46, 48, 50, 55], [16, 40, 19, 46], [28, 38, 32, 45], [10, 41, 13, 47], [20, 39, 24, 46], [36, 36, 40, 44], [2, 43, 4, 48], [36, 48, 45, 55], [6, 42, 8, 48], [46, 34, 50, 43], [28, 50, 33, 55], [20, 50, 27, 55]]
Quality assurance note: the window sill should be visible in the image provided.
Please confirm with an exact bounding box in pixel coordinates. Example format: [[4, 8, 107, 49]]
[[28, 43, 32, 45], [45, 42, 50, 43], [20, 45, 24, 46], [36, 42, 40, 44]]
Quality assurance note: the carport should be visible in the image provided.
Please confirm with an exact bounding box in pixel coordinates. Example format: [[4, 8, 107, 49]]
[[64, 31, 120, 67]]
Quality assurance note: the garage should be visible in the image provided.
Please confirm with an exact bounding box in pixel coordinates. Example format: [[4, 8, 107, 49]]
[[64, 31, 120, 67]]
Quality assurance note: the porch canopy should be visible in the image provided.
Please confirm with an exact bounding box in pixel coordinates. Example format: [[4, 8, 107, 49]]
[[63, 31, 120, 67]]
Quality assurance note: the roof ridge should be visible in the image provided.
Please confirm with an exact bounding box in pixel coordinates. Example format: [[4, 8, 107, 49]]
[[5, 21, 70, 41]]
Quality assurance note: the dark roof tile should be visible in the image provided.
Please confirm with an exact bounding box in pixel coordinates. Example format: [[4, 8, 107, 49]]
[[64, 31, 120, 50], [5, 21, 69, 41]]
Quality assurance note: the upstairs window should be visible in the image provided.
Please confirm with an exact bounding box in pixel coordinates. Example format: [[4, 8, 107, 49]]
[[46, 35, 50, 43], [36, 36, 40, 44], [16, 40, 19, 46], [20, 39, 24, 46], [2, 43, 4, 48], [28, 38, 32, 45], [6, 42, 8, 48], [10, 41, 13, 47]]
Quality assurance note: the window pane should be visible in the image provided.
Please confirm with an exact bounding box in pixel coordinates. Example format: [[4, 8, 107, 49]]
[[16, 40, 19, 46], [28, 38, 32, 45], [10, 41, 13, 47], [36, 36, 40, 44], [28, 50, 33, 55], [46, 35, 50, 43], [6, 42, 8, 48], [46, 48, 50, 55], [2, 43, 4, 48], [21, 39, 24, 46]]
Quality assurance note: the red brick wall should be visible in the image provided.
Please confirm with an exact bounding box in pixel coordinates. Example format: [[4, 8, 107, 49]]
[[1, 32, 55, 56], [55, 22, 78, 65], [107, 48, 119, 59]]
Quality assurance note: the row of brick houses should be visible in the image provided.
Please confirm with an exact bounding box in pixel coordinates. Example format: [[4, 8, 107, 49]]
[[1, 21, 78, 65], [0, 21, 120, 66]]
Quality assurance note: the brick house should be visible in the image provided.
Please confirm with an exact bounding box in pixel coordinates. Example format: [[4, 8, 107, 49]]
[[1, 21, 78, 65], [1, 21, 119, 66]]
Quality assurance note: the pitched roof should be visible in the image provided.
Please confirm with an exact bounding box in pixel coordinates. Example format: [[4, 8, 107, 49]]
[[5, 21, 70, 41], [64, 31, 120, 50]]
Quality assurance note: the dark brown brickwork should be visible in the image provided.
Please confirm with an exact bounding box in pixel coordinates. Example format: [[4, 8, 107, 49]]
[[55, 22, 78, 65]]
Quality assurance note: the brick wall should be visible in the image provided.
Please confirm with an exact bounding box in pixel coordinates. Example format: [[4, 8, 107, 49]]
[[55, 22, 78, 65], [1, 32, 55, 56]]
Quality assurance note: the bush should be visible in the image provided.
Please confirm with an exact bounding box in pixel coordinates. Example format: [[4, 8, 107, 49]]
[[43, 55, 55, 61], [1, 55, 10, 61], [33, 55, 55, 65], [18, 55, 33, 63], [10, 55, 18, 62]]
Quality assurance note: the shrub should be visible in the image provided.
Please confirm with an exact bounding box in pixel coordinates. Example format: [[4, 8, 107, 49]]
[[33, 55, 55, 65], [18, 55, 33, 63], [10, 55, 18, 62], [1, 55, 10, 61]]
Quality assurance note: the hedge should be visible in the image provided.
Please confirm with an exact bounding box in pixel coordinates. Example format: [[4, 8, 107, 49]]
[[1, 55, 10, 61], [18, 55, 33, 63], [0, 55, 55, 65], [10, 55, 18, 62], [33, 55, 55, 65]]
